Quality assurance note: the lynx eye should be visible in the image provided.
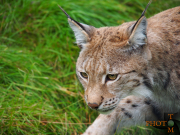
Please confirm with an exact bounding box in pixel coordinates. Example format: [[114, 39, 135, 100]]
[[106, 74, 118, 81], [80, 72, 88, 79]]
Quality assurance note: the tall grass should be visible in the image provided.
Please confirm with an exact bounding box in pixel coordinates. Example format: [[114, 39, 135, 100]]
[[0, 0, 179, 134]]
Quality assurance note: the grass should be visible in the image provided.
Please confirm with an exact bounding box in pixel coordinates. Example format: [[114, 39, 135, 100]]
[[0, 0, 179, 134]]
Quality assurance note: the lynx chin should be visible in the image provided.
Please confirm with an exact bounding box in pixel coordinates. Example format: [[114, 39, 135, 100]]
[[59, 1, 180, 134]]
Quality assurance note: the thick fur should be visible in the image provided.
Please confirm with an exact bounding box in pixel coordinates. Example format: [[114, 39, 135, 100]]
[[66, 6, 180, 134], [83, 96, 159, 135]]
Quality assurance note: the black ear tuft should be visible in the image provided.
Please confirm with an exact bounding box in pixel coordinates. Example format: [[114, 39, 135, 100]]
[[59, 5, 96, 48], [131, 0, 152, 33], [141, 0, 152, 17], [58, 5, 86, 31]]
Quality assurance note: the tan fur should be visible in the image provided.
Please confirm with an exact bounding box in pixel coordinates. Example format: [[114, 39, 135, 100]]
[[83, 96, 158, 135], [77, 7, 180, 110], [63, 5, 180, 134]]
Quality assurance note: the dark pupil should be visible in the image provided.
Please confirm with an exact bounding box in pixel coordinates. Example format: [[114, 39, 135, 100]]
[[107, 74, 117, 80], [81, 72, 87, 78]]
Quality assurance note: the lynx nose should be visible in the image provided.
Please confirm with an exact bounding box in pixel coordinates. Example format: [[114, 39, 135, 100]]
[[88, 102, 99, 109]]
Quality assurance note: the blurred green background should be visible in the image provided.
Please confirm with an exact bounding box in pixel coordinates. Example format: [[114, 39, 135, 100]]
[[0, 0, 179, 134]]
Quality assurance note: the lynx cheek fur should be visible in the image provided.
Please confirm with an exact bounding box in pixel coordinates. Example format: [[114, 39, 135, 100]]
[[60, 1, 180, 134]]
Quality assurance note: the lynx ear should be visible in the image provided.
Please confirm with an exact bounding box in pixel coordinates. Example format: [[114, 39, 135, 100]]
[[127, 0, 151, 50], [128, 16, 147, 49], [59, 6, 95, 48], [68, 19, 95, 47]]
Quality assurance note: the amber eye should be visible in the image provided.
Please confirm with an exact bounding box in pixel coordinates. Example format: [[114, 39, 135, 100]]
[[80, 72, 88, 79], [106, 74, 118, 81]]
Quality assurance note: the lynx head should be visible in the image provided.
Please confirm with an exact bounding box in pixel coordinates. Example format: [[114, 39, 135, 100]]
[[59, 1, 152, 114]]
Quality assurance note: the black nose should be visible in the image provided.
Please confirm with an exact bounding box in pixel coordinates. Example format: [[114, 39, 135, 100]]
[[88, 102, 99, 109]]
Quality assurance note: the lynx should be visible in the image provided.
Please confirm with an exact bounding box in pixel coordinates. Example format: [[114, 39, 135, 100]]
[[59, 1, 180, 134]]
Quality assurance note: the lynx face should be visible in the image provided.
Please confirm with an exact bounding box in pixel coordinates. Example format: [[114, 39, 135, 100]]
[[74, 21, 153, 114], [76, 25, 152, 114], [59, 5, 153, 114]]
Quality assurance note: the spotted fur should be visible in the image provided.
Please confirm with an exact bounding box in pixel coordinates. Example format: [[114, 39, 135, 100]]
[[83, 96, 159, 135], [60, 4, 180, 135]]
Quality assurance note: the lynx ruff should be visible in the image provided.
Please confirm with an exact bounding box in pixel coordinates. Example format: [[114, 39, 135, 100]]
[[59, 2, 180, 134]]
